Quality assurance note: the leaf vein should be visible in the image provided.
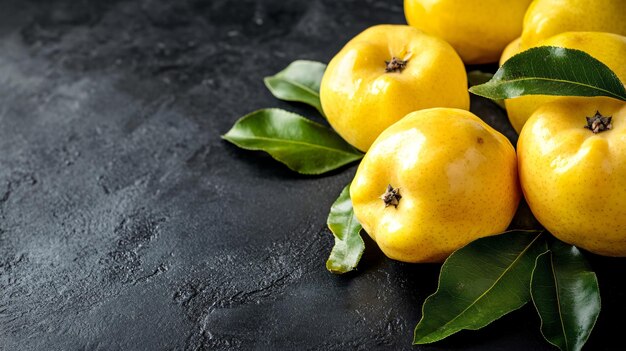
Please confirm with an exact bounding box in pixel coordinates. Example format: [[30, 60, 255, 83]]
[[492, 77, 625, 99], [226, 135, 360, 158], [550, 253, 569, 350], [273, 78, 320, 98]]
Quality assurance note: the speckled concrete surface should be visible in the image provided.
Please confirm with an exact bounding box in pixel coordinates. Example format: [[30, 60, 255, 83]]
[[1, 1, 625, 350]]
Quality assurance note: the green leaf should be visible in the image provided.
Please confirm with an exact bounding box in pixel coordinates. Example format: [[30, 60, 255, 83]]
[[469, 46, 626, 101], [326, 183, 364, 274], [264, 60, 327, 115], [222, 109, 362, 175], [413, 230, 547, 344], [531, 239, 600, 351], [467, 70, 506, 109]]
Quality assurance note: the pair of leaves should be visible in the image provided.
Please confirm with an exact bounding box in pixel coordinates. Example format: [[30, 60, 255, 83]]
[[223, 60, 363, 175], [532, 239, 601, 351], [414, 231, 600, 351]]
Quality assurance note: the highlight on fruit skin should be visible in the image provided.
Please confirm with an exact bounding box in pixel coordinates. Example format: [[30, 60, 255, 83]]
[[320, 24, 469, 152], [500, 31, 626, 134], [350, 108, 520, 263], [404, 0, 532, 64], [518, 97, 626, 256], [520, 0, 626, 49]]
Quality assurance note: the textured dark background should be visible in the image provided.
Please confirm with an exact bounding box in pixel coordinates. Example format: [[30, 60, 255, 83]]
[[1, 0, 625, 350]]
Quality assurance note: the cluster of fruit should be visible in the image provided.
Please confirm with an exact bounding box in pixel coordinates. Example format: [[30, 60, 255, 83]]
[[319, 0, 626, 262]]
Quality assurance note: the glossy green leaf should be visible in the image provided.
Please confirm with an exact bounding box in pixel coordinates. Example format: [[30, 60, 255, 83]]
[[222, 109, 362, 175], [467, 70, 506, 109], [531, 239, 600, 351], [264, 60, 326, 115], [413, 230, 547, 344], [326, 183, 364, 274], [469, 46, 626, 101]]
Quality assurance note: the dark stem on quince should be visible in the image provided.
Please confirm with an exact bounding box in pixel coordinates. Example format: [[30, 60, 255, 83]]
[[381, 184, 402, 208], [585, 111, 613, 134], [385, 57, 407, 73]]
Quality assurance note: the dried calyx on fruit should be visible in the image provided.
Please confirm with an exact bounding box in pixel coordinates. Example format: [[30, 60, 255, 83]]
[[381, 184, 402, 208], [385, 57, 408, 72], [585, 111, 612, 134]]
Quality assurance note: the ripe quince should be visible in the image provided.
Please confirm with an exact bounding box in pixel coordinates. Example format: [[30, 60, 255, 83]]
[[518, 97, 626, 256], [320, 25, 469, 152], [404, 0, 532, 64], [521, 0, 626, 49], [351, 108, 520, 263]]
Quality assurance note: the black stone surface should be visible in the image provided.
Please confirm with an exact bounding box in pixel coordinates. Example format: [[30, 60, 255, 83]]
[[1, 1, 625, 350]]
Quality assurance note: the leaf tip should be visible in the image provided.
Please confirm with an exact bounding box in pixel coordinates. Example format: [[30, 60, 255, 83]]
[[325, 260, 350, 274], [263, 76, 274, 88], [468, 84, 485, 96], [220, 131, 235, 142], [412, 329, 438, 345]]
